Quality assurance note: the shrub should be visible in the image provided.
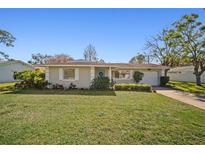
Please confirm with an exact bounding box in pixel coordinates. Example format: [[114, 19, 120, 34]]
[[69, 83, 77, 90], [90, 77, 113, 90], [113, 84, 152, 92], [133, 71, 144, 83], [52, 83, 64, 90], [13, 69, 49, 89], [160, 76, 170, 86]]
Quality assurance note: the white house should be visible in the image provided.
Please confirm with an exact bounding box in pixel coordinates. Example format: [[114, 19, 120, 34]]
[[37, 61, 168, 88], [0, 60, 34, 83], [168, 66, 205, 83]]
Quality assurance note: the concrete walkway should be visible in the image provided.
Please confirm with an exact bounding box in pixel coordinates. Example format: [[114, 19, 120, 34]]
[[154, 87, 205, 111]]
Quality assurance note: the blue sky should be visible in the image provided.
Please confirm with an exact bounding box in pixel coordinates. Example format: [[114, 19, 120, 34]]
[[0, 9, 204, 63]]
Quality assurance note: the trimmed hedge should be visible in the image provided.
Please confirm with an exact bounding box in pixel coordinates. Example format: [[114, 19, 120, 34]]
[[113, 84, 152, 92]]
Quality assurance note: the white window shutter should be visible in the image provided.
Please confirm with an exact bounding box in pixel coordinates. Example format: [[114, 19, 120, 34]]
[[45, 67, 49, 81], [75, 68, 79, 80], [59, 68, 63, 80], [130, 70, 133, 79], [90, 67, 95, 80]]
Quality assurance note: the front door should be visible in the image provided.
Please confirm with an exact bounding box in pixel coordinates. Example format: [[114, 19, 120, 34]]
[[95, 68, 105, 78]]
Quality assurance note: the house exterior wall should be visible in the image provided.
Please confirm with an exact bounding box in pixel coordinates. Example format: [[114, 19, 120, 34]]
[[113, 70, 161, 86], [95, 67, 108, 77], [168, 71, 205, 83], [49, 66, 91, 88], [0, 62, 33, 83], [47, 66, 162, 88], [168, 69, 205, 83]]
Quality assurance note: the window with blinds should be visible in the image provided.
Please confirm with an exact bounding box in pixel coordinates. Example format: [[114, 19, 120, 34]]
[[63, 68, 75, 80], [113, 70, 130, 79]]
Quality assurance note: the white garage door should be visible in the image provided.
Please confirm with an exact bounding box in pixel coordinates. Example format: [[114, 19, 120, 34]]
[[139, 71, 159, 86]]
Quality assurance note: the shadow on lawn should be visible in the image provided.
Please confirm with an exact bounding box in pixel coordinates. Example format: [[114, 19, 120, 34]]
[[3, 89, 117, 96]]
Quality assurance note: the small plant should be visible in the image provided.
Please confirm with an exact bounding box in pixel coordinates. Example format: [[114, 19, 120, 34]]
[[52, 83, 64, 90], [69, 83, 77, 90], [133, 71, 144, 83], [90, 77, 112, 90]]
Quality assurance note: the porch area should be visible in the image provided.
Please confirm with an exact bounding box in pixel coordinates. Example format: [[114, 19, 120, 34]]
[[90, 66, 160, 86], [90, 66, 133, 82]]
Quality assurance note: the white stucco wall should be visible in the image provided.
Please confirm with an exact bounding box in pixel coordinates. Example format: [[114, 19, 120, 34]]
[[113, 70, 161, 86], [168, 66, 205, 83], [48, 66, 91, 88], [0, 62, 33, 82], [48, 66, 162, 88]]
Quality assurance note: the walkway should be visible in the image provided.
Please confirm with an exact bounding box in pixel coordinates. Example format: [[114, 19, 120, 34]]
[[154, 87, 205, 111]]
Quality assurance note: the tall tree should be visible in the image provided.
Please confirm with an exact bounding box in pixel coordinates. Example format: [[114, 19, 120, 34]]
[[145, 29, 182, 76], [0, 29, 15, 47], [0, 51, 10, 61], [169, 13, 205, 85], [28, 53, 74, 64], [47, 54, 74, 64], [83, 44, 97, 61], [98, 59, 105, 63], [28, 53, 52, 64], [129, 53, 148, 64], [0, 29, 16, 61]]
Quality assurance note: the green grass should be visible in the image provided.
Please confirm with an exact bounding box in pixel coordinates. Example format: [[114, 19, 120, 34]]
[[0, 82, 16, 93], [0, 89, 205, 144], [167, 81, 205, 96], [0, 82, 17, 94], [0, 82, 16, 88]]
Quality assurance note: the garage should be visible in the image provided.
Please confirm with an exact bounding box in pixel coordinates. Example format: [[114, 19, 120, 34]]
[[139, 71, 159, 86]]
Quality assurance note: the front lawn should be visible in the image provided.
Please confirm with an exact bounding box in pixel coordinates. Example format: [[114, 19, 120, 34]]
[[167, 81, 205, 96], [0, 89, 205, 144], [0, 82, 16, 94], [0, 82, 16, 89]]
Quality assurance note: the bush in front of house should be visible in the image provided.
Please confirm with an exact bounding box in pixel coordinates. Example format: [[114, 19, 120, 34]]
[[133, 71, 144, 83], [68, 83, 77, 90], [13, 69, 49, 89], [51, 83, 64, 90], [90, 77, 114, 90], [160, 76, 170, 86], [113, 84, 152, 92]]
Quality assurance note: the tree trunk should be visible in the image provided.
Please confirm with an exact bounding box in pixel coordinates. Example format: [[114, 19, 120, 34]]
[[194, 65, 202, 86], [196, 75, 201, 86]]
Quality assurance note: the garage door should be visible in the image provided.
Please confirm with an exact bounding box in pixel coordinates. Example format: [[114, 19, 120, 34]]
[[139, 71, 159, 86]]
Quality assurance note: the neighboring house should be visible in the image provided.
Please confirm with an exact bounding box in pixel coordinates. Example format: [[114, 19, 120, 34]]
[[168, 66, 205, 83], [0, 60, 34, 83], [37, 61, 168, 88]]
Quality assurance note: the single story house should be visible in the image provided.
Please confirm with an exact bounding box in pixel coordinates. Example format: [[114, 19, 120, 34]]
[[0, 60, 34, 83], [37, 61, 168, 88], [168, 66, 205, 83]]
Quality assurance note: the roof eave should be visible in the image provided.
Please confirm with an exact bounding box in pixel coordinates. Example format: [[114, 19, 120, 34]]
[[35, 64, 168, 70]]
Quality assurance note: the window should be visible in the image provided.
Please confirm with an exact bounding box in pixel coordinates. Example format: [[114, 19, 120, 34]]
[[63, 68, 75, 80], [113, 71, 119, 78], [113, 70, 130, 79]]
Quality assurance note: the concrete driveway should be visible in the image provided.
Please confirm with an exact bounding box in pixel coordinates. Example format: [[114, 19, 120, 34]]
[[154, 87, 205, 111]]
